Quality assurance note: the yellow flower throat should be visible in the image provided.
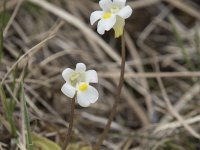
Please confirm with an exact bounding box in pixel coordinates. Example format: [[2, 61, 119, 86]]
[[102, 5, 120, 20], [78, 83, 89, 91], [102, 12, 112, 19]]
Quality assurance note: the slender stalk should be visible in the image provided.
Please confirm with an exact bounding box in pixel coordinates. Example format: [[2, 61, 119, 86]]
[[94, 35, 126, 150], [63, 96, 76, 149]]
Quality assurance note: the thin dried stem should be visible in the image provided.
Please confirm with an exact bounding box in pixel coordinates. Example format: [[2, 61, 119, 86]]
[[63, 96, 76, 149], [99, 71, 200, 78], [94, 35, 126, 150]]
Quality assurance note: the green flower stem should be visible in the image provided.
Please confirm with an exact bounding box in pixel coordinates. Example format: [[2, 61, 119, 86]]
[[63, 96, 76, 150], [94, 35, 126, 150]]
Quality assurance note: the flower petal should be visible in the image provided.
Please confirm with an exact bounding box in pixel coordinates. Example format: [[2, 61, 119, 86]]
[[61, 83, 76, 98], [87, 86, 99, 103], [75, 63, 86, 72], [76, 93, 90, 107], [85, 70, 98, 83], [113, 0, 126, 7], [62, 68, 74, 82], [104, 16, 116, 31], [99, 0, 112, 11], [77, 85, 99, 107], [117, 5, 132, 19], [90, 11, 104, 25], [97, 16, 116, 35], [97, 19, 106, 35]]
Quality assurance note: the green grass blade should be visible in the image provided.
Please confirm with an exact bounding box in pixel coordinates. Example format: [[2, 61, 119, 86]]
[[0, 85, 9, 119], [169, 16, 194, 71], [194, 27, 200, 69], [0, 85, 17, 136], [0, 0, 6, 61], [0, 11, 4, 61], [21, 81, 33, 150], [0, 0, 12, 62], [11, 58, 20, 90], [0, 27, 3, 61]]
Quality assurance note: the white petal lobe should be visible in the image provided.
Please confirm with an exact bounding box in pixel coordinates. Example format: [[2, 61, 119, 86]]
[[104, 16, 116, 31], [97, 19, 106, 35], [62, 68, 74, 82], [77, 85, 99, 106], [90, 11, 103, 25], [75, 63, 86, 72], [77, 93, 91, 107], [99, 0, 112, 11], [85, 70, 98, 83], [117, 5, 132, 19], [61, 83, 76, 98], [87, 86, 99, 103], [113, 0, 126, 7]]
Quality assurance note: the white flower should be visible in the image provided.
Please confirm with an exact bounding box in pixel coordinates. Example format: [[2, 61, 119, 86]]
[[90, 0, 132, 38], [61, 63, 99, 107]]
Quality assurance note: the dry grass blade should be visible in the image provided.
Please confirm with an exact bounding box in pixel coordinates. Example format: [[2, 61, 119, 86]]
[[155, 62, 200, 139], [1, 35, 54, 84], [0, 0, 18, 12], [156, 115, 200, 132], [128, 0, 162, 9], [3, 0, 22, 37], [99, 71, 200, 78], [165, 0, 200, 20]]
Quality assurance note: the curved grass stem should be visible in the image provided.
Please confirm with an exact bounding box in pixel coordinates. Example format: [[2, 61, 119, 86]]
[[94, 35, 126, 150], [63, 96, 76, 150]]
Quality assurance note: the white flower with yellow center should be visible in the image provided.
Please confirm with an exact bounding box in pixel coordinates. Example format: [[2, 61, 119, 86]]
[[90, 0, 132, 38], [61, 63, 99, 107]]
